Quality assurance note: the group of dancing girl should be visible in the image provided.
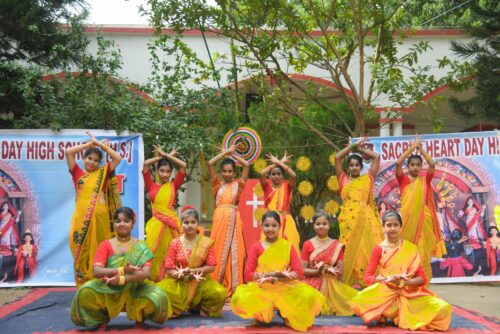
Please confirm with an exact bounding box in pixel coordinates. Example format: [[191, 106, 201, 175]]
[[66, 131, 452, 331]]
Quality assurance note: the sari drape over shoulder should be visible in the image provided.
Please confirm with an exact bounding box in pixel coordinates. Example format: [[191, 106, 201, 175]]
[[337, 173, 383, 285], [262, 181, 301, 253], [144, 169, 185, 282], [70, 240, 171, 327], [69, 163, 121, 287], [302, 239, 357, 315], [349, 241, 452, 331], [399, 173, 446, 281], [210, 177, 246, 295], [157, 236, 226, 318], [230, 239, 324, 332]]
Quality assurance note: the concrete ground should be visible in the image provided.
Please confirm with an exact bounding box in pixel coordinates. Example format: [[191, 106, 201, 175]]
[[0, 283, 499, 318]]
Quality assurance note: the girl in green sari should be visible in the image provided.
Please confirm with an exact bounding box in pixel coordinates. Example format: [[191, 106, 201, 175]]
[[70, 207, 171, 329]]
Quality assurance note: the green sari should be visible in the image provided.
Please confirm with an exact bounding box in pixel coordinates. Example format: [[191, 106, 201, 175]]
[[70, 240, 171, 327]]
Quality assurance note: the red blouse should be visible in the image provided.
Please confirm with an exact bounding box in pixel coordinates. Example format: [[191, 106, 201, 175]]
[[163, 237, 216, 270], [364, 245, 427, 286], [244, 241, 303, 283], [143, 169, 186, 203], [93, 240, 152, 268], [301, 239, 344, 262], [397, 171, 433, 197], [70, 163, 110, 189]]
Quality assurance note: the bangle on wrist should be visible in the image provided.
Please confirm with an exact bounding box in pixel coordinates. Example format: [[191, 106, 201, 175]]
[[118, 275, 126, 285], [118, 267, 125, 275]]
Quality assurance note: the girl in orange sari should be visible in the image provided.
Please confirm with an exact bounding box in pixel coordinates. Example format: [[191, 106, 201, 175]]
[[301, 210, 357, 315], [396, 135, 446, 281], [157, 206, 226, 318], [259, 152, 300, 253], [143, 145, 187, 282], [231, 211, 324, 332], [335, 137, 383, 286], [66, 131, 122, 287], [349, 211, 452, 331], [208, 145, 249, 295]]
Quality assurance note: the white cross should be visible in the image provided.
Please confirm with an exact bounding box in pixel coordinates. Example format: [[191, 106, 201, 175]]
[[246, 194, 264, 228]]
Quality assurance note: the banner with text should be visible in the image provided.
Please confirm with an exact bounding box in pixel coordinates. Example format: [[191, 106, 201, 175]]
[[364, 131, 500, 283], [0, 130, 144, 286]]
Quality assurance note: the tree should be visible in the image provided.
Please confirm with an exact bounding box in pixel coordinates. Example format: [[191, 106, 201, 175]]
[[449, 0, 500, 123], [143, 0, 470, 147], [0, 0, 88, 126]]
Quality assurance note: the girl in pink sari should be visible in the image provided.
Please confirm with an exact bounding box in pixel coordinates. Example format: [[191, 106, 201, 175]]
[[301, 210, 357, 315]]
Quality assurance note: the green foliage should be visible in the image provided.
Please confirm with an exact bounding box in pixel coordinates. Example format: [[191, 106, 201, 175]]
[[449, 0, 500, 123], [144, 0, 471, 140], [0, 0, 88, 66]]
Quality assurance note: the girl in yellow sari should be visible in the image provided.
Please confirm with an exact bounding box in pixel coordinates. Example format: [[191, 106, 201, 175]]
[[231, 211, 324, 332], [301, 210, 357, 315], [259, 152, 300, 253], [335, 137, 383, 286], [66, 131, 122, 287], [71, 207, 171, 329], [143, 145, 187, 282], [208, 145, 249, 295], [396, 135, 446, 281], [349, 211, 452, 331], [157, 206, 226, 318]]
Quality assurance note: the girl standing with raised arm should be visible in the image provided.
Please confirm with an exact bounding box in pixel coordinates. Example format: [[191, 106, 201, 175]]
[[66, 131, 122, 287], [259, 153, 300, 253], [335, 137, 383, 286], [396, 135, 446, 281], [143, 145, 187, 282], [208, 145, 249, 295]]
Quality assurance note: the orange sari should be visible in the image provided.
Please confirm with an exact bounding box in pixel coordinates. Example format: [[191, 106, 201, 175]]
[[338, 173, 383, 286], [210, 177, 246, 295], [262, 181, 300, 253], [400, 174, 446, 281], [349, 241, 452, 331]]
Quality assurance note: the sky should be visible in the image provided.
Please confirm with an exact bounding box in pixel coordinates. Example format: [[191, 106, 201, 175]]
[[84, 0, 149, 25]]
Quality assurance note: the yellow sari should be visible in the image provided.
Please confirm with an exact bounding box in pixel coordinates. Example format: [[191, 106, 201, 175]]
[[302, 239, 358, 315], [230, 239, 324, 332], [157, 236, 226, 318], [263, 181, 300, 254], [69, 163, 121, 287], [400, 175, 446, 281], [210, 177, 246, 296], [145, 181, 181, 282], [349, 241, 452, 331], [70, 240, 171, 327], [338, 173, 383, 285]]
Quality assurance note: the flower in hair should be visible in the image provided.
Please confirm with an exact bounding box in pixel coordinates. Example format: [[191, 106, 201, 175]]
[[181, 205, 196, 214]]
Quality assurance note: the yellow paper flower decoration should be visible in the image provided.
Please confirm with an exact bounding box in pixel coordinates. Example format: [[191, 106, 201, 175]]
[[296, 156, 311, 172], [298, 180, 314, 197], [495, 205, 500, 231], [329, 152, 337, 167], [327, 175, 339, 192], [254, 207, 266, 223], [253, 157, 267, 173], [300, 205, 315, 221], [253, 183, 264, 197], [324, 200, 339, 216]]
